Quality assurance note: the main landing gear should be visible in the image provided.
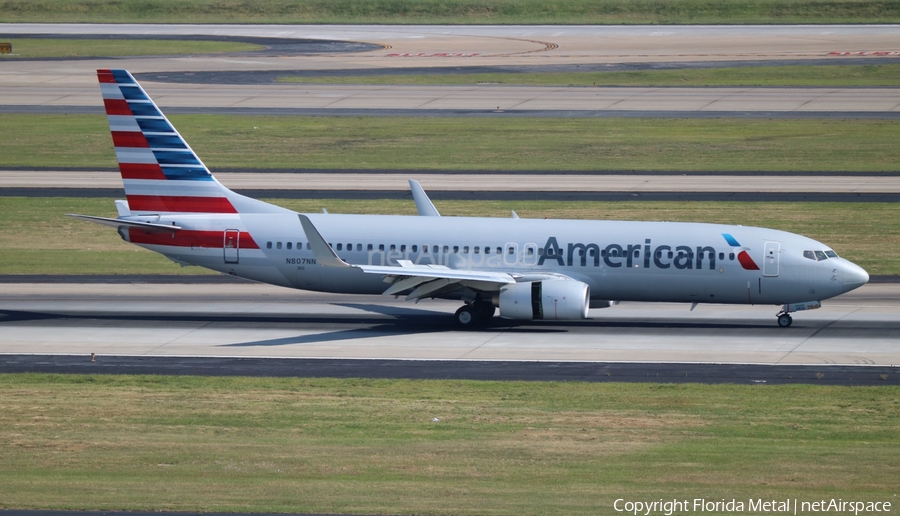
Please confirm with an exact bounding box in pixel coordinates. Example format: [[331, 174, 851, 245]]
[[454, 302, 496, 328]]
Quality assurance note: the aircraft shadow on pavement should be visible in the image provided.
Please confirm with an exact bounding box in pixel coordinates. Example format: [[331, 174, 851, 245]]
[[7, 308, 872, 349]]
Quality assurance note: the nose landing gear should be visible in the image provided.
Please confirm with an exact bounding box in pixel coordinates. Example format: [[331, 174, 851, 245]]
[[776, 312, 793, 327], [775, 300, 821, 327]]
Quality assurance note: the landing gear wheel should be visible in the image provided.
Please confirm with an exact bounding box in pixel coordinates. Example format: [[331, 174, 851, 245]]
[[455, 305, 478, 328], [777, 313, 793, 328]]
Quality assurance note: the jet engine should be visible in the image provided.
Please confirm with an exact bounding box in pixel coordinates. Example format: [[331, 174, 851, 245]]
[[498, 280, 590, 320]]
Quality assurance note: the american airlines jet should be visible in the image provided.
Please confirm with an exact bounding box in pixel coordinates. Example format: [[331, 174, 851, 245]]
[[72, 69, 870, 328]]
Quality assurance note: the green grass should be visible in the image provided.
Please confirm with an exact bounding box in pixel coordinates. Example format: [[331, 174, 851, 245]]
[[3, 115, 899, 172], [0, 374, 897, 514], [278, 64, 900, 87], [1, 0, 898, 24], [1, 197, 896, 275], [0, 38, 263, 58]]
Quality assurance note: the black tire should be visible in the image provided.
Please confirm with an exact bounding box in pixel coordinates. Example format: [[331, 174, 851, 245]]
[[455, 305, 478, 327], [777, 314, 793, 328]]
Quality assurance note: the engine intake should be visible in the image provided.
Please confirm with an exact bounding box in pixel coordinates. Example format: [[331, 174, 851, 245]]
[[498, 280, 590, 320]]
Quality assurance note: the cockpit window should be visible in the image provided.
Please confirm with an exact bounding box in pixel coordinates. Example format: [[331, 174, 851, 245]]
[[815, 250, 828, 261], [803, 250, 816, 260], [825, 250, 838, 258]]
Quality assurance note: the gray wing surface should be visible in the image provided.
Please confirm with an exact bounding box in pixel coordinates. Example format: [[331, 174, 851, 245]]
[[298, 214, 515, 300]]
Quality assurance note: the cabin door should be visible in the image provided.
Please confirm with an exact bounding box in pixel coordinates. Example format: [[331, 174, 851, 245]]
[[224, 230, 240, 264], [763, 241, 780, 277]]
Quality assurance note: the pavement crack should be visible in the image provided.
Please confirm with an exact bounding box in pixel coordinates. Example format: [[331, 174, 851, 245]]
[[775, 307, 860, 364], [458, 331, 502, 359]]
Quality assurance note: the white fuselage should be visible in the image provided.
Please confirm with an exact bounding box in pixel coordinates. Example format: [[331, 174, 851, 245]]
[[126, 211, 868, 307]]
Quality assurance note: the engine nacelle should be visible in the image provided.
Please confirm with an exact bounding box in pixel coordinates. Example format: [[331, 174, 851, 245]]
[[498, 280, 590, 320]]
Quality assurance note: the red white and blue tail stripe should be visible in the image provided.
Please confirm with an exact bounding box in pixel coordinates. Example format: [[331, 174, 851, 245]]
[[99, 68, 238, 214]]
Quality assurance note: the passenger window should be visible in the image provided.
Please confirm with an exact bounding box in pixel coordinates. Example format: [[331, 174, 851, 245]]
[[538, 248, 544, 255], [276, 242, 282, 250], [297, 242, 302, 250], [266, 241, 272, 249], [508, 247, 515, 255], [357, 244, 362, 251], [803, 250, 816, 260], [729, 252, 735, 260], [815, 250, 828, 261], [433, 245, 439, 253], [463, 246, 469, 253], [390, 244, 396, 251], [347, 243, 352, 250], [443, 245, 449, 253], [527, 248, 533, 256], [379, 244, 384, 251], [496, 247, 502, 255], [401, 245, 407, 252], [474, 246, 480, 254], [453, 245, 459, 253], [367, 244, 373, 251], [286, 242, 292, 250], [718, 252, 724, 260], [485, 247, 491, 255]]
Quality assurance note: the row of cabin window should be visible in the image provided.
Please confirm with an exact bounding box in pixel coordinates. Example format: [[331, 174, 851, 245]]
[[266, 241, 511, 255], [265, 241, 738, 261]]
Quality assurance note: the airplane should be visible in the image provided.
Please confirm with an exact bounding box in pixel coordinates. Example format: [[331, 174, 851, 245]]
[[71, 69, 870, 329]]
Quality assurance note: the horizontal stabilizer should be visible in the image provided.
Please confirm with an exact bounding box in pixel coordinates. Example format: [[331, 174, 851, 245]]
[[67, 214, 182, 231]]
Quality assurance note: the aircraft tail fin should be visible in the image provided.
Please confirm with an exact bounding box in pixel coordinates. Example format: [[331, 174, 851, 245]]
[[97, 69, 281, 215]]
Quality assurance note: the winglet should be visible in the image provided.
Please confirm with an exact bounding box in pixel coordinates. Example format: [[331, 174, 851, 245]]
[[297, 214, 352, 268], [409, 180, 440, 217]]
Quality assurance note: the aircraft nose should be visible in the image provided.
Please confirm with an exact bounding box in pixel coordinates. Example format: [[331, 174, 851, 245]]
[[842, 261, 869, 292]]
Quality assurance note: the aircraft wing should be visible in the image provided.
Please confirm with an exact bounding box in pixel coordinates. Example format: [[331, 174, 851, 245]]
[[298, 214, 514, 300], [67, 214, 182, 231]]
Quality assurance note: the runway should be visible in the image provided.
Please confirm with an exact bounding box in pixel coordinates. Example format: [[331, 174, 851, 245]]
[[1, 282, 898, 367]]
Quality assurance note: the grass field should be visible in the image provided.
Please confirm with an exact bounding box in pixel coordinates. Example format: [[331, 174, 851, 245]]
[[1, 374, 897, 515], [0, 38, 262, 58], [277, 64, 900, 88], [1, 197, 896, 275], [1, 0, 898, 24], [2, 115, 899, 172]]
